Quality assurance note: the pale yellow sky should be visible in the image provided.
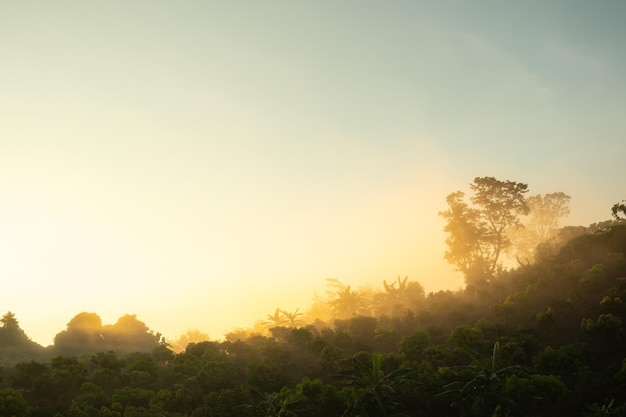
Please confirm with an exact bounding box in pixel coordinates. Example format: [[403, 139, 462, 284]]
[[1, 1, 624, 345]]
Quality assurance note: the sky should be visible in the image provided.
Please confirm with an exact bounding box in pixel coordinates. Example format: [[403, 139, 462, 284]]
[[1, 1, 625, 346]]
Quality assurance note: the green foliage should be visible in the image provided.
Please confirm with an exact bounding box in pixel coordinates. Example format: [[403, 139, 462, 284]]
[[447, 325, 484, 350], [339, 352, 414, 417], [237, 386, 308, 417], [90, 351, 126, 392], [111, 386, 154, 413], [247, 361, 288, 393], [11, 360, 51, 400], [586, 399, 626, 417], [204, 388, 254, 417], [296, 377, 345, 417], [398, 330, 430, 361], [0, 387, 27, 417], [2, 207, 626, 416], [503, 373, 567, 415], [437, 343, 536, 417]]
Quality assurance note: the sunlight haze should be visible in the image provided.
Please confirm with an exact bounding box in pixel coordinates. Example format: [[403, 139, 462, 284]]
[[1, 1, 625, 345]]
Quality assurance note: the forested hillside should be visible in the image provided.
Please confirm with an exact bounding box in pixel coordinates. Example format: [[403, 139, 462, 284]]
[[1, 219, 625, 416], [4, 0, 625, 413]]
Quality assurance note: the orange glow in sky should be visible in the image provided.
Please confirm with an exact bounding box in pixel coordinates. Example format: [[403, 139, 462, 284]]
[[1, 2, 625, 345]]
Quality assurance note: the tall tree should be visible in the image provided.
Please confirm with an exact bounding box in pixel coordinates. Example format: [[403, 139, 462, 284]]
[[440, 177, 529, 284], [264, 309, 288, 329], [325, 278, 370, 320], [612, 200, 626, 220], [0, 311, 33, 347], [281, 309, 304, 327], [378, 276, 425, 316], [329, 286, 369, 320], [54, 312, 105, 355], [439, 191, 487, 281], [0, 311, 19, 329], [508, 192, 571, 264], [525, 192, 571, 241]]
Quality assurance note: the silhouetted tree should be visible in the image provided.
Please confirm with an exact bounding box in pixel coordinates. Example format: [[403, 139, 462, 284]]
[[0, 311, 19, 329], [103, 314, 161, 352], [170, 328, 210, 353], [509, 192, 571, 264], [324, 278, 371, 320], [0, 311, 38, 349], [612, 200, 626, 220], [440, 177, 529, 284], [1, 215, 626, 417], [281, 309, 304, 327], [535, 225, 587, 261], [383, 276, 410, 300], [329, 287, 370, 320], [264, 309, 289, 329], [54, 312, 104, 355], [379, 276, 426, 316], [526, 192, 571, 241]]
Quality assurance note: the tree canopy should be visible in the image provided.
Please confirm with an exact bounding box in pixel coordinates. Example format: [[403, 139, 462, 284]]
[[439, 177, 529, 284], [508, 192, 571, 264], [612, 200, 626, 220], [1, 179, 625, 416]]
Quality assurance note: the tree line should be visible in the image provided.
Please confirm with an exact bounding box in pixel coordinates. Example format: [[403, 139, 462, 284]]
[[0, 177, 624, 417]]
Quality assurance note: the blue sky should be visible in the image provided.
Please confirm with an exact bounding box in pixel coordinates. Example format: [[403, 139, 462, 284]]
[[1, 1, 625, 345]]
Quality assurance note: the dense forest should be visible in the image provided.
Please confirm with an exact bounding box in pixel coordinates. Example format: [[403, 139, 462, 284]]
[[1, 179, 625, 417]]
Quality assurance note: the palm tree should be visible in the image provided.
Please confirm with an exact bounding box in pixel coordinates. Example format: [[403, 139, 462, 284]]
[[264, 309, 288, 329], [280, 309, 304, 327], [437, 342, 531, 417], [339, 352, 413, 417], [238, 387, 308, 417], [329, 286, 370, 320], [383, 276, 409, 296], [379, 276, 425, 316]]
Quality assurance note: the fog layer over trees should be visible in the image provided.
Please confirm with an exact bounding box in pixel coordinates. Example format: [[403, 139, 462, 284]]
[[1, 177, 625, 417]]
